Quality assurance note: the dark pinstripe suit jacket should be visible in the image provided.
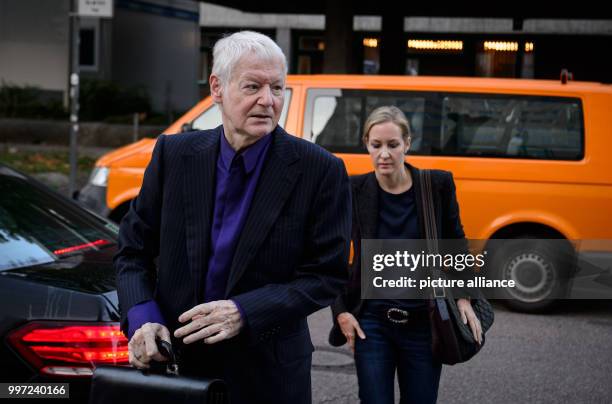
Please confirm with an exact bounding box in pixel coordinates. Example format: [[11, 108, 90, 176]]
[[114, 125, 351, 403]]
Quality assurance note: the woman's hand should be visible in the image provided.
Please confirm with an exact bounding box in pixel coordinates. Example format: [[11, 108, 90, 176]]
[[457, 298, 483, 345], [337, 312, 366, 352]]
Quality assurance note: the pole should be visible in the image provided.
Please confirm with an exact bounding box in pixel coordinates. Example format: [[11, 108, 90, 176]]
[[69, 0, 80, 197], [515, 40, 525, 79], [133, 113, 139, 142]]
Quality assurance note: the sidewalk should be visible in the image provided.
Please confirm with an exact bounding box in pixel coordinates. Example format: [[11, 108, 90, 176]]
[[307, 302, 612, 404]]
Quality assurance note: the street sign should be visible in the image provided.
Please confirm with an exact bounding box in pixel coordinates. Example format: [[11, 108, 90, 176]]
[[78, 0, 113, 18]]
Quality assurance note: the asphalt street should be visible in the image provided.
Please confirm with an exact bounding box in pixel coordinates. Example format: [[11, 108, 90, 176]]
[[308, 301, 612, 403]]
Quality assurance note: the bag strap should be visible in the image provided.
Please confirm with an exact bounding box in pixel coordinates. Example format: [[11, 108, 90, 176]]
[[420, 170, 438, 247], [419, 170, 449, 305]]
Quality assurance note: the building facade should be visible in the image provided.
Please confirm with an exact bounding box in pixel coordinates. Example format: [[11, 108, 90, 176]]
[[0, 0, 200, 114], [199, 3, 612, 84], [1, 1, 610, 119]]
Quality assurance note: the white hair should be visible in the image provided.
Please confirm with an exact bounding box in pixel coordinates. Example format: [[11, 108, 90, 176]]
[[212, 31, 287, 86]]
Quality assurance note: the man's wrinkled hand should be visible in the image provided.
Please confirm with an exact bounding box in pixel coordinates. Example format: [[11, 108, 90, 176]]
[[174, 300, 244, 344], [128, 322, 171, 369]]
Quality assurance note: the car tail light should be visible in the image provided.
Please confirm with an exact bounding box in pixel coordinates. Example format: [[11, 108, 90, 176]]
[[7, 322, 129, 377]]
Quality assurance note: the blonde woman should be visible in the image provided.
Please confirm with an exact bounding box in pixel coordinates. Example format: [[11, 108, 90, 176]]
[[329, 106, 482, 404]]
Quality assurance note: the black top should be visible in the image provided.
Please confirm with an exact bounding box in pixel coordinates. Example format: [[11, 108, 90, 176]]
[[370, 183, 427, 311], [377, 184, 421, 240]]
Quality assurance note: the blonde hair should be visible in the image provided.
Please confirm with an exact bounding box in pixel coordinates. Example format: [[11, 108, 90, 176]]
[[362, 106, 412, 145]]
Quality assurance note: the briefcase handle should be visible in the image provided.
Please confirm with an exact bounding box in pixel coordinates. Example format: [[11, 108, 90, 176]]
[[153, 338, 179, 376]]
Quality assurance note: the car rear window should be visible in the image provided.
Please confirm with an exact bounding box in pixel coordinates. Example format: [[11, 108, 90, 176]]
[[0, 168, 117, 271]]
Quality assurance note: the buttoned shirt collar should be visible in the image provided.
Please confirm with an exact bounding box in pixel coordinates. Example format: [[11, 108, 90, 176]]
[[219, 128, 273, 174]]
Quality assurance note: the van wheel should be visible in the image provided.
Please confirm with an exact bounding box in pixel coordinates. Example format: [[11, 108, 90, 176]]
[[489, 238, 572, 313]]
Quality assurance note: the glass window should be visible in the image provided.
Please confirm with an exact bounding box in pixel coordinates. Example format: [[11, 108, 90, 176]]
[[191, 89, 292, 131], [305, 89, 427, 154], [78, 18, 99, 71], [0, 167, 117, 271], [310, 92, 362, 153], [79, 28, 95, 67], [436, 94, 583, 160], [295, 36, 324, 74], [191, 103, 222, 131]]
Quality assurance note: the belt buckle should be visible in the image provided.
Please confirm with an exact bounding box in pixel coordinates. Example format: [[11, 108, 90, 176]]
[[387, 308, 409, 324]]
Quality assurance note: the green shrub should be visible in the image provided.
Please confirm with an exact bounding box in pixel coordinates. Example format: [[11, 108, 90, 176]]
[[0, 80, 152, 122], [0, 81, 67, 119], [79, 79, 151, 121]]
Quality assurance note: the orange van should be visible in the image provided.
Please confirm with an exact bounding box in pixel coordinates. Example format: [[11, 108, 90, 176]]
[[78, 75, 612, 311]]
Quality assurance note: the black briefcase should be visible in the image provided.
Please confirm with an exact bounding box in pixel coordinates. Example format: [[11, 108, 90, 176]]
[[89, 340, 227, 404]]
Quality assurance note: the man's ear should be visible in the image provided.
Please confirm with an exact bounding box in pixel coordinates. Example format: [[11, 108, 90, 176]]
[[210, 74, 223, 103]]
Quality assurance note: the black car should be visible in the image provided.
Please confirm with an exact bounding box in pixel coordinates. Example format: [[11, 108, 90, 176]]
[[0, 165, 126, 402]]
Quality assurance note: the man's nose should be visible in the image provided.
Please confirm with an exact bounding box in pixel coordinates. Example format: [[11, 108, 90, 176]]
[[257, 86, 274, 106]]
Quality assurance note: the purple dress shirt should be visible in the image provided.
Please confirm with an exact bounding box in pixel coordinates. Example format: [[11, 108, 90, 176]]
[[126, 130, 272, 339], [205, 130, 272, 302]]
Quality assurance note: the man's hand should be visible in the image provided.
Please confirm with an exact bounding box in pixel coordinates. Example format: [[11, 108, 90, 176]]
[[174, 300, 244, 344], [128, 322, 171, 369]]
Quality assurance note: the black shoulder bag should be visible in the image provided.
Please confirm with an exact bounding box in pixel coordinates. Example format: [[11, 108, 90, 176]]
[[420, 170, 494, 365]]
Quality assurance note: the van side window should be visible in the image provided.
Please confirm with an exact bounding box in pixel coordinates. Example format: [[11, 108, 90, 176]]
[[436, 95, 583, 160], [304, 89, 427, 154], [191, 89, 292, 131], [310, 90, 362, 153]]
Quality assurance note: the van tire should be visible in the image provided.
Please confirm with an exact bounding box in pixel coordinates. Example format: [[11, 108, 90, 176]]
[[488, 237, 573, 313]]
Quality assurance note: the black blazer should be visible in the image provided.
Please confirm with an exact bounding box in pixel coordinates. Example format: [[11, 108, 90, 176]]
[[114, 125, 351, 403], [329, 163, 467, 347]]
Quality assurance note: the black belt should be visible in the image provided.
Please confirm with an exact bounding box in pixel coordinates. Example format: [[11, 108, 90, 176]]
[[379, 307, 430, 326]]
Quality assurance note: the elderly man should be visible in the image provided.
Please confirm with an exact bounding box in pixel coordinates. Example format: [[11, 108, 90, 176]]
[[114, 31, 351, 403]]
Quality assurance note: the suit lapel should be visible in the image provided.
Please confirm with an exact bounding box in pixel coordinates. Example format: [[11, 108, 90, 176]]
[[224, 128, 301, 296], [182, 128, 220, 303]]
